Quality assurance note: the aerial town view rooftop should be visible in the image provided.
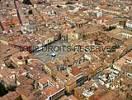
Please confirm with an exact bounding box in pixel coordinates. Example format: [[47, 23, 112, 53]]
[[0, 0, 132, 100]]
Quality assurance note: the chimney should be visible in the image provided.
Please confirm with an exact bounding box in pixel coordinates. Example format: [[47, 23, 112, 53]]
[[25, 59, 28, 65]]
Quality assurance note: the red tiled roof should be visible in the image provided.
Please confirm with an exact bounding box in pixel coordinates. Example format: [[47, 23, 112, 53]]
[[42, 86, 58, 96], [71, 67, 81, 76]]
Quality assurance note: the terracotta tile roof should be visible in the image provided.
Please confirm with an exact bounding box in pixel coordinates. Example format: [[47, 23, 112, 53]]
[[0, 43, 19, 59], [38, 75, 51, 84], [42, 86, 59, 96], [71, 67, 81, 76], [16, 85, 33, 97]]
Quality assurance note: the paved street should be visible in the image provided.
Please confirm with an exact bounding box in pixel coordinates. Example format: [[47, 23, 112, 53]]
[[33, 40, 69, 62]]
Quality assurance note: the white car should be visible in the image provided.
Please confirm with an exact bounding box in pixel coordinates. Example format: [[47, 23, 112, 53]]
[[51, 52, 56, 57]]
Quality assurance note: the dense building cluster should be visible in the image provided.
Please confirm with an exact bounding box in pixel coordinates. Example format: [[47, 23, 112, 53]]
[[0, 0, 132, 100]]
